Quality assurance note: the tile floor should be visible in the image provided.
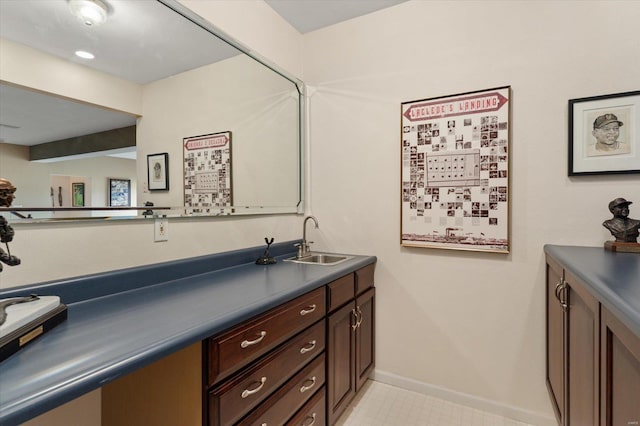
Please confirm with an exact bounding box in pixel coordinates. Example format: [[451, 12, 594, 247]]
[[335, 380, 535, 426]]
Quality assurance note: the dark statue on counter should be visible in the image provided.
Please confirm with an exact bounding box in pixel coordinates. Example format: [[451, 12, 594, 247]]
[[0, 178, 21, 272], [255, 237, 277, 265], [603, 197, 640, 253]]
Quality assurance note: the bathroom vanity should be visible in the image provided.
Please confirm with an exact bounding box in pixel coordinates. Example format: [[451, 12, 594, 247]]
[[544, 245, 640, 426], [0, 241, 376, 425]]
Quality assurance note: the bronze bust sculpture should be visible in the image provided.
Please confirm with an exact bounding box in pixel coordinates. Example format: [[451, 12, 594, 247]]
[[603, 197, 640, 245], [0, 178, 21, 271]]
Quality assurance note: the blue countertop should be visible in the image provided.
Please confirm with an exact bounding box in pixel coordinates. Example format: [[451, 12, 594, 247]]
[[544, 245, 640, 337], [0, 241, 376, 425]]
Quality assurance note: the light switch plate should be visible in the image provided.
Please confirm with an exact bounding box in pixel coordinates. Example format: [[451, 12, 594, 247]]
[[154, 217, 168, 242]]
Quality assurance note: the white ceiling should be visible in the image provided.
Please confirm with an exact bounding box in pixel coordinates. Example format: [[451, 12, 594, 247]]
[[0, 0, 407, 148]]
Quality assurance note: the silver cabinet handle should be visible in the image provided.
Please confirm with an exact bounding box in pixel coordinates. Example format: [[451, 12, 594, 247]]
[[241, 376, 266, 398], [356, 306, 363, 328], [559, 282, 569, 312], [300, 340, 317, 354], [300, 304, 316, 316], [351, 308, 358, 330], [554, 280, 563, 302], [302, 413, 317, 426], [241, 331, 267, 348], [299, 376, 316, 393]]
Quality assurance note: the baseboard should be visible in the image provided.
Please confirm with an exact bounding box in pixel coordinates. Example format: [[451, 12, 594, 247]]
[[371, 370, 556, 426]]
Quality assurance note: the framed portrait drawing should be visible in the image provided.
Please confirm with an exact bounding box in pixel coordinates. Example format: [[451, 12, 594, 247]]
[[400, 86, 511, 254], [108, 178, 131, 207], [147, 153, 169, 191], [71, 183, 84, 207], [569, 90, 640, 175]]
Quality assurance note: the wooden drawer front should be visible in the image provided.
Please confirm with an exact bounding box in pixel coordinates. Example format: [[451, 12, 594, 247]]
[[208, 287, 325, 385], [208, 320, 326, 426], [355, 263, 375, 295], [327, 274, 355, 312], [286, 387, 326, 426], [237, 354, 325, 426]]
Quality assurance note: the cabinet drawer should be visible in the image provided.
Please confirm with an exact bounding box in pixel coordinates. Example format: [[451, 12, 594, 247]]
[[355, 263, 375, 295], [286, 387, 326, 426], [208, 320, 325, 426], [208, 287, 325, 385], [327, 274, 354, 313], [237, 354, 326, 426]]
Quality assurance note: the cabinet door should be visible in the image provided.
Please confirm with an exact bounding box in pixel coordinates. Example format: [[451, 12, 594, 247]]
[[355, 288, 375, 392], [327, 301, 356, 425], [546, 256, 565, 425], [600, 306, 640, 426], [565, 271, 599, 426]]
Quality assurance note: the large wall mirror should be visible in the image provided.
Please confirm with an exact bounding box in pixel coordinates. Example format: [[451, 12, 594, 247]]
[[0, 0, 303, 222]]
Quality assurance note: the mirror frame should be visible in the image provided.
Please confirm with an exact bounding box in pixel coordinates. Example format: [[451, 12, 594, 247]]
[[2, 0, 305, 223]]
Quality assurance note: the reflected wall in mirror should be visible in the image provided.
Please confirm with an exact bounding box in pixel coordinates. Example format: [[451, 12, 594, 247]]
[[0, 0, 302, 223]]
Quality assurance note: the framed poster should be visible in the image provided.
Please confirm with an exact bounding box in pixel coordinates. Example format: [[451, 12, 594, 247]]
[[72, 183, 84, 207], [108, 178, 131, 207], [568, 90, 640, 176], [400, 86, 511, 253], [147, 153, 169, 190], [183, 131, 232, 214]]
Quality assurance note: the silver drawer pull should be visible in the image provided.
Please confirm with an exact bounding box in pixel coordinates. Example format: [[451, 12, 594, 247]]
[[241, 376, 266, 398], [302, 413, 316, 426], [356, 306, 363, 328], [300, 340, 317, 354], [241, 331, 266, 348], [299, 376, 316, 393], [351, 308, 358, 330], [300, 304, 316, 316]]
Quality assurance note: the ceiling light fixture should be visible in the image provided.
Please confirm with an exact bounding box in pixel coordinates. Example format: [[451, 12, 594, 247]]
[[75, 50, 95, 59], [68, 0, 109, 27]]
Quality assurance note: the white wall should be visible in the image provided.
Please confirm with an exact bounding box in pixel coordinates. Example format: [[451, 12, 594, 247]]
[[304, 0, 639, 423]]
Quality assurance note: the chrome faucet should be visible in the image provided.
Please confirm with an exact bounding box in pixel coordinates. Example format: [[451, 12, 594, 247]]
[[296, 215, 319, 259]]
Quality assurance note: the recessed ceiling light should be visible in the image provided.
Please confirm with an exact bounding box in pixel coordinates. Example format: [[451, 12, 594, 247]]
[[75, 50, 95, 59], [68, 0, 109, 27]]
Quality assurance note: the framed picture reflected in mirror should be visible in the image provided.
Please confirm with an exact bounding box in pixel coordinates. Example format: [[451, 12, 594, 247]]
[[108, 178, 131, 207], [147, 153, 169, 191]]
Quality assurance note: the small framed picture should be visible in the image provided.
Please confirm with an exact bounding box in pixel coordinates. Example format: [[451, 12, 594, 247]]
[[72, 182, 84, 207], [108, 178, 131, 207], [569, 90, 640, 175], [147, 153, 169, 191]]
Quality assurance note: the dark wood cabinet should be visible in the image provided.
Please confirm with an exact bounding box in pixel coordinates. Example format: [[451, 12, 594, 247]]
[[546, 250, 640, 426], [207, 287, 326, 387], [546, 257, 564, 424], [327, 301, 356, 424], [103, 262, 376, 426], [546, 255, 599, 426], [206, 288, 326, 426], [600, 306, 640, 426], [327, 264, 375, 425], [564, 270, 599, 426], [355, 288, 375, 392]]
